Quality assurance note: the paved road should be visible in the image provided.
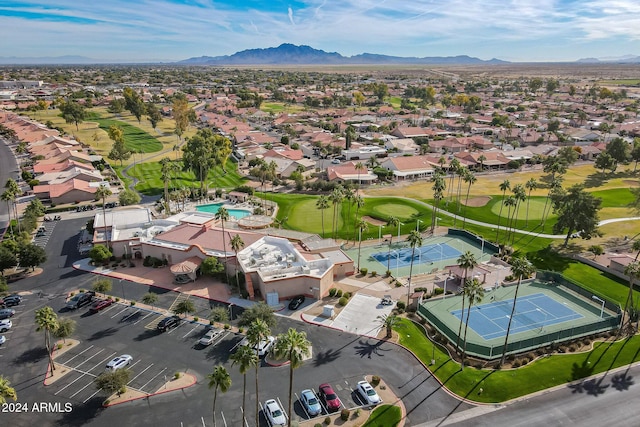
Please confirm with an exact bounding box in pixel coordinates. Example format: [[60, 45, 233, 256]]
[[0, 136, 21, 233]]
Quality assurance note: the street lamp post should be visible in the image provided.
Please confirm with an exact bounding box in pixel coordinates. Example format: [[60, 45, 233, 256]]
[[592, 295, 605, 318], [416, 219, 422, 232], [397, 222, 404, 241], [119, 279, 126, 301], [379, 225, 383, 244], [228, 303, 234, 321]]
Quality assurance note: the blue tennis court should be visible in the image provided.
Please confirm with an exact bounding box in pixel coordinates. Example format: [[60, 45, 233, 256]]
[[451, 293, 584, 340], [371, 243, 462, 268]]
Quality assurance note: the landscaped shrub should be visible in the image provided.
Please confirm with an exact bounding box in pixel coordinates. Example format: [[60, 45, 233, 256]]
[[386, 270, 392, 277], [324, 416, 331, 425], [343, 291, 351, 299], [328, 288, 337, 297], [338, 297, 348, 306], [360, 267, 368, 275], [371, 375, 380, 386], [335, 289, 343, 297], [370, 270, 377, 277], [433, 287, 444, 295], [396, 301, 406, 310], [340, 408, 350, 421]]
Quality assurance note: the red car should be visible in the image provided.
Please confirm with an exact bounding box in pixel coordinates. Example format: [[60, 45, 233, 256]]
[[318, 383, 341, 412], [89, 298, 114, 313]]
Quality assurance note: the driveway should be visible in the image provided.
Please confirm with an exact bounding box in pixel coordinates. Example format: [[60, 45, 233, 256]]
[[331, 293, 394, 336]]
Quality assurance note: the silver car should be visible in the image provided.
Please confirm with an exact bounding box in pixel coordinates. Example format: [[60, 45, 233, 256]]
[[105, 354, 132, 372], [0, 319, 11, 332], [199, 327, 223, 346]]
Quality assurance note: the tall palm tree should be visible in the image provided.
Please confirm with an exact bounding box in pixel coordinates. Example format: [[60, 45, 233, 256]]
[[540, 176, 563, 231], [406, 230, 423, 306], [355, 162, 365, 186], [272, 328, 311, 427], [207, 365, 232, 427], [386, 216, 400, 274], [230, 344, 258, 424], [160, 157, 173, 214], [4, 179, 20, 233], [246, 319, 270, 424], [352, 195, 365, 241], [500, 257, 535, 366], [1, 190, 13, 237], [316, 195, 330, 238], [215, 207, 230, 285], [430, 172, 446, 233], [524, 178, 538, 227], [342, 187, 354, 236], [329, 186, 344, 240], [461, 278, 484, 369], [633, 240, 640, 261], [230, 234, 245, 292], [462, 170, 477, 229], [447, 158, 460, 205], [355, 218, 369, 272], [0, 376, 17, 404], [501, 196, 517, 247], [95, 184, 113, 248], [477, 154, 486, 171], [496, 179, 511, 242], [35, 306, 59, 376], [623, 262, 640, 332], [455, 251, 478, 353], [508, 184, 526, 245]]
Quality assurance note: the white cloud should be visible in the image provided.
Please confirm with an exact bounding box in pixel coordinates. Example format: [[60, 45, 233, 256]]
[[288, 7, 295, 25]]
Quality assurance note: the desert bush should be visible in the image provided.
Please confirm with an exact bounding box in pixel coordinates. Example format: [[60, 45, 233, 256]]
[[328, 288, 337, 297], [340, 409, 350, 421], [338, 297, 348, 306], [336, 289, 343, 297], [371, 375, 380, 386], [360, 267, 368, 276]]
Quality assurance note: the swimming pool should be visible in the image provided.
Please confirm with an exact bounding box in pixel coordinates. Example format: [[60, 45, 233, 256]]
[[195, 202, 251, 219]]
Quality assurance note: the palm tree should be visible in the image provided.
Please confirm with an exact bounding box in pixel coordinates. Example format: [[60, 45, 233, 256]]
[[230, 234, 245, 292], [1, 190, 13, 236], [377, 314, 399, 339], [246, 319, 270, 424], [540, 176, 563, 231], [230, 344, 258, 423], [215, 207, 230, 285], [500, 257, 535, 366], [342, 187, 355, 237], [501, 196, 517, 247], [406, 230, 423, 306], [462, 170, 477, 229], [355, 218, 369, 272], [95, 184, 113, 248], [447, 158, 460, 205], [430, 172, 446, 233], [524, 178, 538, 227], [623, 262, 640, 332], [207, 365, 232, 426], [633, 240, 640, 261], [477, 154, 486, 171], [352, 195, 365, 241], [355, 162, 365, 186], [4, 179, 20, 233], [274, 216, 288, 229], [272, 328, 311, 427], [0, 376, 17, 404], [461, 278, 484, 369], [496, 179, 510, 242], [160, 157, 173, 214], [508, 184, 526, 245], [35, 306, 59, 376], [386, 216, 400, 274], [455, 251, 478, 353], [316, 195, 330, 238], [329, 186, 344, 240]]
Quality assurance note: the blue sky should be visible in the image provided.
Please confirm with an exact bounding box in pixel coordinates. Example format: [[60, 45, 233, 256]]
[[1, 0, 639, 62]]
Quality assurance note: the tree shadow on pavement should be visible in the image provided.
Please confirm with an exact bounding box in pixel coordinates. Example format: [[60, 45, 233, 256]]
[[12, 346, 48, 366], [55, 395, 106, 427], [354, 338, 390, 359], [87, 327, 119, 341], [313, 348, 341, 366]]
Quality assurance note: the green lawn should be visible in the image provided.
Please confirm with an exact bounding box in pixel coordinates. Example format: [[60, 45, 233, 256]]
[[129, 159, 245, 195], [362, 404, 401, 427], [395, 317, 640, 403], [87, 114, 163, 153]]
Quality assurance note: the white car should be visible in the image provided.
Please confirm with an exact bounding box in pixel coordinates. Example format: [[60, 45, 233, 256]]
[[264, 399, 286, 426], [0, 319, 11, 332], [356, 380, 381, 405], [105, 354, 133, 372], [0, 335, 5, 345], [199, 327, 223, 346], [255, 336, 275, 357], [300, 389, 322, 416]]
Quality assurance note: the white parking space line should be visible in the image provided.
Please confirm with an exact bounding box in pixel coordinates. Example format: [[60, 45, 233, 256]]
[[110, 307, 130, 318], [58, 345, 95, 365], [83, 388, 101, 404], [128, 360, 142, 371], [167, 320, 188, 334], [121, 309, 141, 322], [182, 324, 201, 339], [72, 349, 105, 369], [129, 363, 154, 384], [68, 377, 97, 399], [133, 311, 155, 325], [99, 304, 119, 315], [139, 367, 167, 392]]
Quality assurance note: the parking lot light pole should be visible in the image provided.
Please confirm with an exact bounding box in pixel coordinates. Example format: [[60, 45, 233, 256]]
[[592, 295, 605, 318], [228, 303, 234, 321], [119, 279, 126, 301]]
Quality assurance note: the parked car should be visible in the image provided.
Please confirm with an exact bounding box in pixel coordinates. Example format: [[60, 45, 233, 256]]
[[264, 399, 286, 426], [300, 389, 322, 416], [89, 298, 114, 313], [0, 335, 5, 345], [35, 231, 46, 238], [254, 336, 275, 357], [66, 291, 95, 310], [0, 319, 12, 332], [356, 380, 381, 405], [318, 383, 341, 411], [0, 308, 15, 320], [199, 327, 223, 346], [157, 316, 181, 332], [331, 158, 341, 164], [1, 295, 22, 307], [288, 295, 305, 310], [105, 354, 132, 372], [380, 295, 393, 305]]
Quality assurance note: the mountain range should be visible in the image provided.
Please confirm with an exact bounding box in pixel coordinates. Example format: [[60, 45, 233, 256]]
[[177, 43, 507, 65]]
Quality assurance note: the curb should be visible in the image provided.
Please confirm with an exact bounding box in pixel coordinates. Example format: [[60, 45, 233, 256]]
[[102, 373, 197, 407]]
